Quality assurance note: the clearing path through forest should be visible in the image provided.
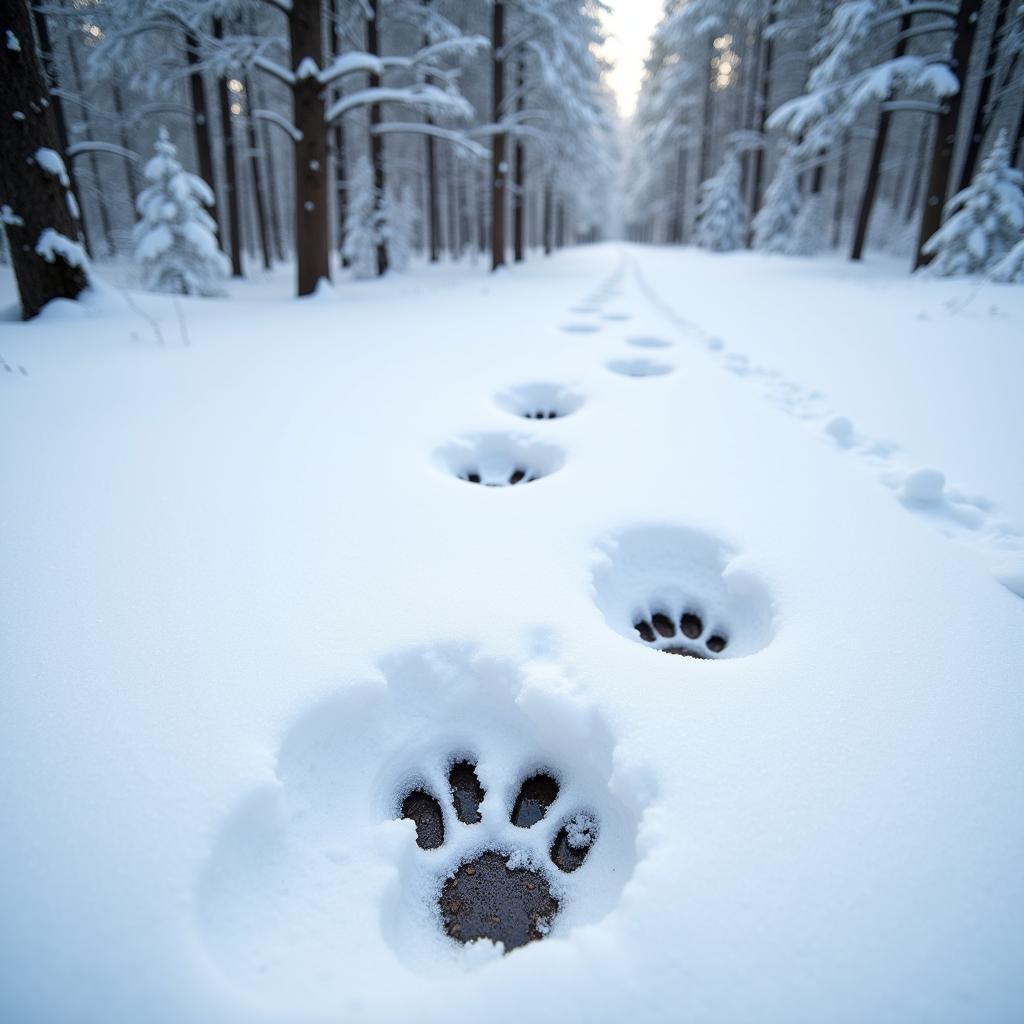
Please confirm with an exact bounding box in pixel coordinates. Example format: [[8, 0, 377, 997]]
[[2, 245, 1022, 1023]]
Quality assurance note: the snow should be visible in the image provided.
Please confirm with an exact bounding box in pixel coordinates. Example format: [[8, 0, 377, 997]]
[[35, 147, 71, 187], [1, 244, 1022, 1022], [1, 204, 24, 227], [6, 28, 20, 51], [35, 228, 87, 269]]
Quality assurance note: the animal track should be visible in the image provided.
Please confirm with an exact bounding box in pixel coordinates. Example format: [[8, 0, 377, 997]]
[[496, 382, 584, 421], [399, 761, 597, 952], [627, 336, 673, 350], [632, 608, 729, 659], [560, 322, 602, 334], [606, 357, 673, 378], [436, 433, 564, 487], [592, 525, 775, 661]]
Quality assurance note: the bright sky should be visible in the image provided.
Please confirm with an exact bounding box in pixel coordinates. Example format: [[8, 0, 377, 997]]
[[599, 0, 665, 119]]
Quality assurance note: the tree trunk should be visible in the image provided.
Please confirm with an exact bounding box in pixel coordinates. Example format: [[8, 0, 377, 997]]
[[243, 76, 272, 271], [903, 117, 931, 221], [366, 0, 388, 276], [914, 0, 983, 269], [250, 72, 286, 261], [60, 0, 113, 256], [956, 0, 1011, 191], [698, 37, 715, 186], [513, 52, 525, 262], [421, 1, 440, 263], [31, 2, 88, 255], [543, 176, 553, 255], [831, 130, 849, 249], [212, 17, 243, 277], [289, 0, 330, 295], [1, 0, 88, 319], [749, 12, 775, 221], [491, 0, 506, 271], [330, 0, 349, 266], [184, 30, 220, 237], [109, 82, 138, 210], [850, 12, 912, 261]]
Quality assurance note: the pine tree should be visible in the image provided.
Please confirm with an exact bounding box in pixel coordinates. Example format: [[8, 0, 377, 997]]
[[343, 156, 385, 280], [921, 131, 1024, 277], [695, 150, 747, 253], [753, 153, 802, 253], [789, 192, 829, 257], [132, 127, 230, 296], [988, 240, 1024, 284]]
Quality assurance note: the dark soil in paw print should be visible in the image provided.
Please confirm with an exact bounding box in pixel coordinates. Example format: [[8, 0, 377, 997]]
[[632, 609, 730, 660], [439, 853, 558, 951], [399, 762, 598, 953], [460, 467, 533, 487]]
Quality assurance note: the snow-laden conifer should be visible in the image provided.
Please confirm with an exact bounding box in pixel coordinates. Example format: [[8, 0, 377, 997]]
[[343, 156, 386, 279], [694, 150, 747, 252], [753, 153, 802, 253], [922, 131, 1024, 277], [132, 127, 229, 296]]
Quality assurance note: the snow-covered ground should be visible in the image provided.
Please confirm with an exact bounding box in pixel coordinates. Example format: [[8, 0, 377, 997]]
[[2, 245, 1023, 1023]]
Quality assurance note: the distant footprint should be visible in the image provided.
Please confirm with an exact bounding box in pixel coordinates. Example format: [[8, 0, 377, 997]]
[[602, 313, 631, 322], [592, 524, 775, 661], [626, 336, 673, 350], [436, 433, 564, 487], [560, 323, 601, 335], [496, 382, 584, 421], [606, 357, 673, 378]]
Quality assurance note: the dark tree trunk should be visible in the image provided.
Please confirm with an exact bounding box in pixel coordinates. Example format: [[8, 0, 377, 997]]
[[243, 76, 272, 271], [421, 0, 440, 263], [491, 0, 506, 271], [250, 72, 286, 261], [698, 37, 715, 186], [330, 0, 349, 265], [749, 12, 775, 221], [60, 1, 113, 256], [956, 0, 1011, 191], [513, 52, 525, 262], [914, 0, 983, 269], [109, 82, 138, 209], [1, 0, 88, 319], [850, 12, 911, 261], [30, 2, 88, 255], [366, 0, 388, 276], [903, 117, 931, 221], [669, 145, 686, 243], [289, 0, 330, 295], [448, 143, 460, 257], [184, 30, 220, 236], [1013, 99, 1024, 167], [213, 17, 243, 277], [543, 176, 553, 255], [831, 131, 849, 249]]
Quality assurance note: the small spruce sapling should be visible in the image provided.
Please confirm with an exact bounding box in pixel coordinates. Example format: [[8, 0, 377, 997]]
[[133, 127, 229, 296]]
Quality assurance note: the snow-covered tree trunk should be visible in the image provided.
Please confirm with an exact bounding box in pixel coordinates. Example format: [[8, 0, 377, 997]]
[[243, 74, 272, 272], [1, 0, 88, 319], [914, 0, 984, 270], [184, 29, 220, 239], [513, 52, 525, 263], [491, 0, 507, 271], [366, 0, 388, 277], [213, 17, 243, 278], [956, 0, 1012, 193], [290, 0, 330, 295], [850, 11, 912, 262]]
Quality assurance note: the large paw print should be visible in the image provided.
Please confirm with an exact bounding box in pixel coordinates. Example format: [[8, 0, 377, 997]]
[[399, 760, 598, 952]]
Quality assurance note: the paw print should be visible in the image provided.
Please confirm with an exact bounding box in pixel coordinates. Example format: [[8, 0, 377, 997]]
[[632, 607, 729, 658], [398, 760, 598, 952]]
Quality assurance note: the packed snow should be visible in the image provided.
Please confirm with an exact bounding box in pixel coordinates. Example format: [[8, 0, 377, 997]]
[[1, 244, 1022, 1023]]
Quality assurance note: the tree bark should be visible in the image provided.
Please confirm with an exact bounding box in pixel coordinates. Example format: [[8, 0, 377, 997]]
[[542, 175, 553, 255], [491, 0, 506, 271], [289, 0, 330, 295], [30, 2, 88, 255], [366, 0, 388, 276], [850, 13, 912, 261], [184, 30, 220, 238], [1, 0, 88, 319], [212, 17, 243, 277], [60, 1, 113, 256], [330, 0, 349, 265], [831, 130, 849, 249], [697, 37, 715, 186], [512, 52, 525, 262], [914, 0, 983, 269], [243, 75, 272, 271], [956, 0, 1011, 191], [749, 12, 775, 221], [109, 82, 138, 210]]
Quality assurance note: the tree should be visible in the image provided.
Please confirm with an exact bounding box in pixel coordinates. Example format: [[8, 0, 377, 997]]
[[343, 156, 384, 279], [921, 130, 1024, 276], [133, 126, 230, 295], [491, 0, 507, 271], [695, 149, 747, 252], [1, 0, 88, 319], [752, 150, 801, 252]]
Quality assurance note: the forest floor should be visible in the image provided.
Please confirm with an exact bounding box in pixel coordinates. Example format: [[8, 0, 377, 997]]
[[2, 244, 1023, 1023]]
